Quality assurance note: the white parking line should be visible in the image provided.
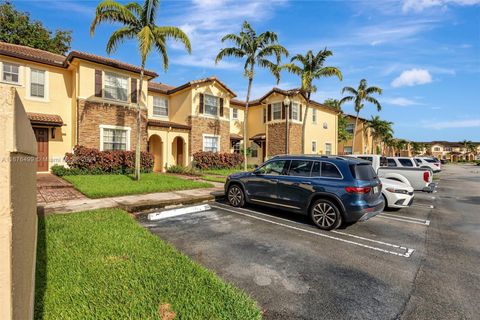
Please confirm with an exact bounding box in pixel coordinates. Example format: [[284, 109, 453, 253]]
[[211, 203, 415, 258], [410, 204, 434, 209], [377, 214, 430, 226]]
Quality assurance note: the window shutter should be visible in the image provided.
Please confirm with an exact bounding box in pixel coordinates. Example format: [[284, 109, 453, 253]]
[[199, 93, 204, 113], [219, 98, 224, 117], [131, 78, 137, 103], [299, 104, 303, 120], [289, 103, 292, 119], [95, 70, 102, 97], [267, 104, 272, 122], [282, 103, 286, 119], [263, 108, 266, 123]]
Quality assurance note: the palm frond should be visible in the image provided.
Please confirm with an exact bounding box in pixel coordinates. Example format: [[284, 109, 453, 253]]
[[138, 26, 154, 64], [258, 58, 281, 84], [279, 63, 302, 76], [215, 47, 246, 63], [153, 36, 168, 70], [365, 86, 383, 95], [106, 26, 137, 54], [90, 0, 138, 36], [342, 86, 357, 95], [315, 66, 343, 81], [365, 96, 382, 111], [154, 26, 191, 53], [339, 96, 354, 106], [142, 0, 160, 24], [221, 33, 243, 46]]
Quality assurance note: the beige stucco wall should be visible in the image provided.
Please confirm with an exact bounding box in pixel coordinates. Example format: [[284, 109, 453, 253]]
[[147, 128, 190, 171], [304, 106, 338, 155], [0, 55, 74, 169], [0, 86, 38, 320]]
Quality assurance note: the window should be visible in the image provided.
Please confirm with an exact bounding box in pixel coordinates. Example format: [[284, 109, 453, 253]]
[[321, 162, 342, 178], [102, 127, 129, 151], [434, 146, 441, 151], [346, 123, 354, 134], [288, 160, 313, 177], [258, 160, 288, 175], [272, 102, 282, 120], [414, 158, 422, 165], [232, 141, 241, 153], [343, 146, 353, 155], [153, 97, 168, 117], [358, 156, 373, 163], [204, 94, 219, 116], [325, 143, 332, 155], [351, 164, 376, 180], [387, 158, 397, 167], [312, 141, 317, 153], [292, 102, 300, 121], [2, 62, 19, 83], [231, 108, 238, 120], [311, 161, 321, 176], [30, 69, 45, 98], [312, 108, 317, 124], [250, 143, 258, 158], [398, 158, 414, 167], [203, 135, 219, 152], [444, 147, 452, 151], [104, 72, 128, 101]]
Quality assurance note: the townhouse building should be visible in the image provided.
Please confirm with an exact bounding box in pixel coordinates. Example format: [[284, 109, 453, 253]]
[[424, 141, 480, 161], [0, 42, 339, 172], [338, 114, 375, 155]]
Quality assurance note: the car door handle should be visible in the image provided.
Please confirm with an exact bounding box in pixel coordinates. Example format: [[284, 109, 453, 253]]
[[270, 179, 279, 183], [293, 181, 311, 186]]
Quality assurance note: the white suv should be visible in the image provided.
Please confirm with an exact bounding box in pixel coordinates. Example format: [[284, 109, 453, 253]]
[[387, 157, 418, 168], [414, 157, 441, 173]]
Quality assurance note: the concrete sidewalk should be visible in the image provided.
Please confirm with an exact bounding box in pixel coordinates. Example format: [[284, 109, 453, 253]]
[[39, 185, 224, 215]]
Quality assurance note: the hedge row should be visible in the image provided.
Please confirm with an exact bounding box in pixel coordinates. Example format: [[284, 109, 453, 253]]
[[52, 145, 153, 175], [193, 151, 244, 170]]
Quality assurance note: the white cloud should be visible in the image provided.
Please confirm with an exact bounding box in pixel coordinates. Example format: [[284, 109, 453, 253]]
[[167, 0, 288, 69], [391, 68, 432, 87], [423, 119, 480, 129], [384, 97, 423, 106], [402, 0, 480, 13]]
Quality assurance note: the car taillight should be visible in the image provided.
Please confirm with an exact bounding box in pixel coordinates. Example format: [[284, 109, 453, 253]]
[[345, 186, 372, 194], [423, 171, 430, 182]]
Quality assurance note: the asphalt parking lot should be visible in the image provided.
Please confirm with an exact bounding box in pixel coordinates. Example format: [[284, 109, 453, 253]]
[[139, 164, 480, 320]]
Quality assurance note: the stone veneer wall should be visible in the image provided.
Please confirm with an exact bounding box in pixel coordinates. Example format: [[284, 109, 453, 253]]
[[78, 99, 147, 151], [188, 116, 230, 155], [267, 122, 302, 156]]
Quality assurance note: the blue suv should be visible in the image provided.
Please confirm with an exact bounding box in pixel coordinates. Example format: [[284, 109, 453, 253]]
[[225, 155, 384, 230]]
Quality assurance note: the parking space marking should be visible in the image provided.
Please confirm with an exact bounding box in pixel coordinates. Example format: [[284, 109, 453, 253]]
[[410, 204, 435, 209], [377, 214, 430, 226], [211, 203, 415, 258]]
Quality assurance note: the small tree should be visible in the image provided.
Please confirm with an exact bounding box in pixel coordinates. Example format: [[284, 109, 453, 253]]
[[337, 114, 352, 144]]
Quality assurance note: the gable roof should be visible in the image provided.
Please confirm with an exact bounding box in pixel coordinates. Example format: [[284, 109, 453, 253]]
[[148, 76, 237, 97], [0, 42, 157, 77]]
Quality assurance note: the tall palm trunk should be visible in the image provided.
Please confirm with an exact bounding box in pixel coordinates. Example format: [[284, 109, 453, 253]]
[[134, 66, 144, 180], [353, 111, 360, 155], [243, 75, 253, 171], [301, 91, 311, 154]]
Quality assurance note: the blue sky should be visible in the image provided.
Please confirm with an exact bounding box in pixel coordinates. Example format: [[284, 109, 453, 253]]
[[14, 0, 480, 141]]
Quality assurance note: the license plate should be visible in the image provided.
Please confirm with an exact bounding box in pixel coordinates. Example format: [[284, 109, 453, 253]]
[[373, 186, 379, 194]]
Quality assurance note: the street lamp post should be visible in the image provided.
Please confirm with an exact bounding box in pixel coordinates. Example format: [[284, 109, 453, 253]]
[[284, 96, 291, 154]]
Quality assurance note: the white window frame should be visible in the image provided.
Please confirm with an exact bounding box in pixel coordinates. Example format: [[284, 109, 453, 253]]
[[312, 108, 317, 124], [311, 140, 317, 153], [325, 143, 332, 155], [99, 124, 131, 151], [103, 72, 128, 102], [272, 102, 282, 120], [231, 107, 238, 120], [153, 96, 169, 117], [204, 94, 219, 117], [292, 102, 300, 121], [1, 61, 20, 85], [202, 134, 220, 153], [346, 123, 354, 134], [344, 146, 353, 155], [27, 67, 48, 101]]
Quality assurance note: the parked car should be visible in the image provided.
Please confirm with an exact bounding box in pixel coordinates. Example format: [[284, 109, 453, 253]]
[[387, 157, 418, 168], [440, 159, 448, 165], [380, 178, 414, 210], [350, 155, 435, 192], [414, 157, 441, 173], [225, 155, 384, 231]]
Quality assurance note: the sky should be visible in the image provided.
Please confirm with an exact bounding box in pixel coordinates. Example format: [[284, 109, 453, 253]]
[[13, 0, 480, 142]]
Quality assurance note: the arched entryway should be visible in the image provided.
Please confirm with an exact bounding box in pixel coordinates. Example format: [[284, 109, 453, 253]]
[[172, 136, 185, 166], [148, 135, 163, 172]]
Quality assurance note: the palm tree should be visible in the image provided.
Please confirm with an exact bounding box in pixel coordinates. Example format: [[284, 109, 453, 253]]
[[396, 139, 408, 156], [383, 133, 395, 155], [215, 21, 288, 170], [324, 98, 342, 111], [411, 142, 421, 156], [339, 79, 382, 153], [91, 0, 191, 180], [281, 49, 342, 152], [366, 116, 393, 154], [337, 114, 352, 144]]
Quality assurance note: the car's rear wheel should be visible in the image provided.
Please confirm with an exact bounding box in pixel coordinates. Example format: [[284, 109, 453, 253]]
[[310, 199, 342, 231], [227, 184, 245, 207]]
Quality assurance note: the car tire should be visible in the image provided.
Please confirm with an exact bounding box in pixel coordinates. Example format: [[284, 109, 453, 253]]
[[227, 184, 245, 207], [382, 194, 388, 210], [310, 199, 342, 231]]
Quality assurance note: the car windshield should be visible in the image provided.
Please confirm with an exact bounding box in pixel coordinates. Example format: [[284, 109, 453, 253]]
[[351, 163, 377, 180]]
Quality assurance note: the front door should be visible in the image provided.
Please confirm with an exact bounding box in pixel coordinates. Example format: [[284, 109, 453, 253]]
[[34, 127, 49, 172], [176, 138, 183, 166]]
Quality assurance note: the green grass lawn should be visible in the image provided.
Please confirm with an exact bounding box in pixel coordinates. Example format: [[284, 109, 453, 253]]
[[35, 209, 262, 319], [201, 168, 247, 176], [201, 175, 227, 183], [62, 173, 213, 198]]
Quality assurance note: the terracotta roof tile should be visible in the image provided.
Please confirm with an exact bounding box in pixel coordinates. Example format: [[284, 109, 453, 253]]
[[148, 82, 177, 94], [27, 112, 63, 126], [0, 42, 65, 67], [230, 133, 243, 140], [148, 119, 191, 130], [148, 77, 237, 97]]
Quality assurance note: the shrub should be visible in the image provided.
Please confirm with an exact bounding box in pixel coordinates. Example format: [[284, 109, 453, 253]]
[[166, 165, 201, 176], [193, 151, 244, 170], [61, 145, 153, 175]]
